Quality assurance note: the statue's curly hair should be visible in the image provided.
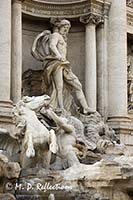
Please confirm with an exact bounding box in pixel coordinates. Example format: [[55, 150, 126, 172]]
[[50, 18, 71, 28]]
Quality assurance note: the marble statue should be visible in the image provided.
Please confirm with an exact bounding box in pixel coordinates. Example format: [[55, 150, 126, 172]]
[[31, 19, 95, 114], [127, 45, 133, 111], [13, 95, 58, 168], [79, 112, 127, 156], [12, 94, 127, 169], [41, 107, 80, 169]]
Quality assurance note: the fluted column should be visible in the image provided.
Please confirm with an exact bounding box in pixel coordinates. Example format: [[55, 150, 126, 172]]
[[108, 0, 128, 120], [11, 0, 22, 104], [96, 17, 108, 119], [80, 14, 97, 111], [0, 0, 13, 125]]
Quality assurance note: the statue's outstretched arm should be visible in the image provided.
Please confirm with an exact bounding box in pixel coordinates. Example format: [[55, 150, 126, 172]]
[[46, 109, 74, 133]]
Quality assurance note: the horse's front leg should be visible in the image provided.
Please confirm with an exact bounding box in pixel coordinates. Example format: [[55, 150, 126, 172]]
[[49, 129, 58, 154], [25, 130, 35, 158]]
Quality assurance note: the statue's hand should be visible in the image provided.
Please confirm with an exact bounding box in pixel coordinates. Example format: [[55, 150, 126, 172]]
[[56, 55, 65, 62], [45, 107, 53, 116], [40, 107, 53, 119], [26, 147, 35, 158]]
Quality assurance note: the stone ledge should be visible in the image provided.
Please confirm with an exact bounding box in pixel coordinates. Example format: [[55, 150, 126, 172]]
[[22, 0, 111, 19], [15, 158, 133, 200], [107, 116, 132, 134]]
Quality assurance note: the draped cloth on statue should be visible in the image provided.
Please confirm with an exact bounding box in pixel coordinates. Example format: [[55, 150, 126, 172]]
[[43, 59, 81, 110], [31, 29, 83, 111]]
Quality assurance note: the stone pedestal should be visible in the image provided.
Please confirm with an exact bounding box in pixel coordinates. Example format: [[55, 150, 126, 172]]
[[11, 0, 22, 104], [80, 14, 97, 111], [0, 0, 14, 131]]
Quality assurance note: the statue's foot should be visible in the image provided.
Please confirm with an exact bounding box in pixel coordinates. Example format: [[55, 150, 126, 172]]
[[83, 107, 96, 115]]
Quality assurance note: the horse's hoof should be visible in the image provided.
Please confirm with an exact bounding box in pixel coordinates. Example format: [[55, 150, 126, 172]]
[[26, 148, 35, 158]]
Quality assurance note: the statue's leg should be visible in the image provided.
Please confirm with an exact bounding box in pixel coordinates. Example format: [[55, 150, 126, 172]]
[[52, 67, 64, 109], [64, 69, 95, 114]]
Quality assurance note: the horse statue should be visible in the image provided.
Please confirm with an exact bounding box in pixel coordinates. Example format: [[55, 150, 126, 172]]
[[13, 95, 58, 169]]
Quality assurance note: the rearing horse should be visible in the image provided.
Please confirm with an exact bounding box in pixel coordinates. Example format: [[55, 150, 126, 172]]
[[13, 95, 58, 169]]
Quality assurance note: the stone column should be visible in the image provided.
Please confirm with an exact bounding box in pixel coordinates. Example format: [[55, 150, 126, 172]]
[[108, 0, 130, 130], [80, 14, 97, 111], [96, 17, 108, 119], [0, 0, 13, 126], [11, 0, 22, 104], [108, 0, 128, 118]]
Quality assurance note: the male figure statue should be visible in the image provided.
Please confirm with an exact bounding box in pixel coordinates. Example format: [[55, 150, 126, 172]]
[[32, 19, 95, 114]]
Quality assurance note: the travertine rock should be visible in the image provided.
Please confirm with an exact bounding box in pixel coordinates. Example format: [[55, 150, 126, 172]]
[[0, 193, 16, 200], [0, 152, 20, 200], [0, 153, 20, 179]]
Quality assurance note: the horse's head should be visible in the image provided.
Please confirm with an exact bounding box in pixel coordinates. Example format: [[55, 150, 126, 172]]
[[22, 94, 50, 111]]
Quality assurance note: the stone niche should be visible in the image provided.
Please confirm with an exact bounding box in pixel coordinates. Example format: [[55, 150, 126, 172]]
[[22, 17, 85, 96]]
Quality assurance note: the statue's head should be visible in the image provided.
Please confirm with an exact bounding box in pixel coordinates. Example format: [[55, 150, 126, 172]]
[[22, 95, 50, 111], [51, 18, 71, 37], [58, 19, 71, 36], [59, 19, 71, 28]]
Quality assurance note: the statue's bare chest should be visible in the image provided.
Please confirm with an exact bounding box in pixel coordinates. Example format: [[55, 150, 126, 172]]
[[57, 36, 67, 50]]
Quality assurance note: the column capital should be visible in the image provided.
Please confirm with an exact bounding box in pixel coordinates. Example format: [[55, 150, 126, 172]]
[[80, 14, 104, 26]]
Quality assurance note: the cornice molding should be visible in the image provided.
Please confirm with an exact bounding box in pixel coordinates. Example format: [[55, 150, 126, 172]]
[[21, 0, 111, 19]]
